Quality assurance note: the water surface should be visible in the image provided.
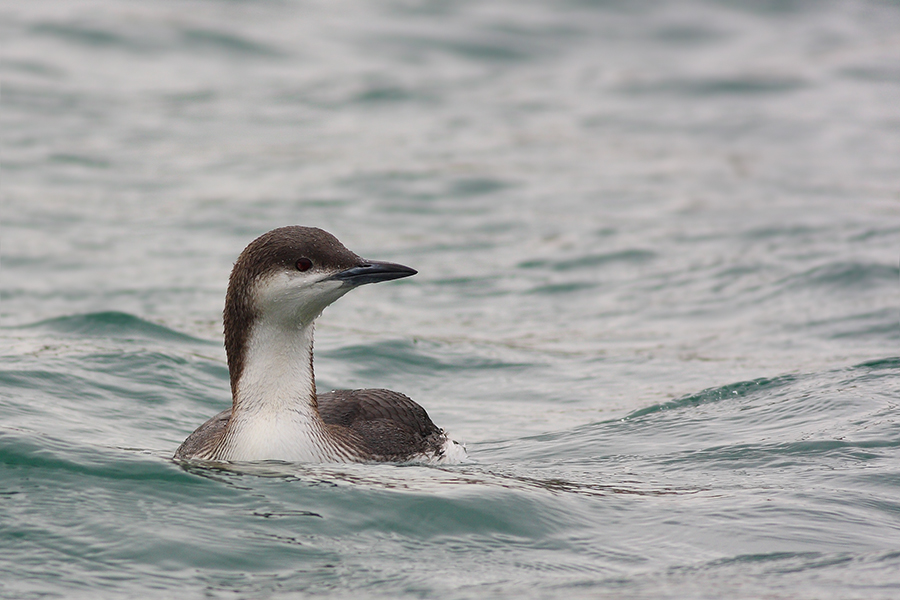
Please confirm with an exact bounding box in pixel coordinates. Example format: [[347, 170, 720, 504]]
[[2, 1, 899, 598]]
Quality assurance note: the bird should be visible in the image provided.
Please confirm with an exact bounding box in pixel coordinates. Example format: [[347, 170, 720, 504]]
[[174, 226, 465, 464]]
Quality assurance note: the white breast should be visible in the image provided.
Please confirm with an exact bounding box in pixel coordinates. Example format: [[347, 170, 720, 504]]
[[218, 410, 343, 462]]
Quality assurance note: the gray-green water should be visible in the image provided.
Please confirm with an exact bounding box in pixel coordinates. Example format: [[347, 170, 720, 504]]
[[2, 1, 899, 598]]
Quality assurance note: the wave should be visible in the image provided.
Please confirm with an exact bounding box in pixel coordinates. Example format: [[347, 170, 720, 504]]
[[489, 357, 900, 467], [19, 311, 212, 345]]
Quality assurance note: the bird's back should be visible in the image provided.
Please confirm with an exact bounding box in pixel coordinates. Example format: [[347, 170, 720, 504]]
[[318, 388, 446, 460]]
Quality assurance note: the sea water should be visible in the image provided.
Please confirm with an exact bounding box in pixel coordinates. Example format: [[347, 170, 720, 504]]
[[2, 1, 899, 598]]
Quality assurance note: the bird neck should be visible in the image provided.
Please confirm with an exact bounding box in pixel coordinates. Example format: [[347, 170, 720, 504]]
[[220, 316, 343, 462], [234, 316, 318, 414]]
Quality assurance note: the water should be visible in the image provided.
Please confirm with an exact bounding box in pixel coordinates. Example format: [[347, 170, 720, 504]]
[[2, 0, 899, 598]]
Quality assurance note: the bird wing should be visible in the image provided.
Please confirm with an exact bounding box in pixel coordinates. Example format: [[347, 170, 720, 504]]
[[318, 388, 444, 458], [173, 407, 230, 460]]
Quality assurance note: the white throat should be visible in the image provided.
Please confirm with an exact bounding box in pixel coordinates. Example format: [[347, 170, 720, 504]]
[[217, 316, 344, 462]]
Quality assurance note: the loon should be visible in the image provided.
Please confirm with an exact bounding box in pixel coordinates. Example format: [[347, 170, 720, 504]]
[[174, 226, 465, 464]]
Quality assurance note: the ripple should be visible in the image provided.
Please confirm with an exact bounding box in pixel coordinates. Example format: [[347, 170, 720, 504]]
[[22, 312, 210, 345]]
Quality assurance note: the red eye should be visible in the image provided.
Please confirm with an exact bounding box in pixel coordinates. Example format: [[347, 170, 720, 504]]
[[296, 258, 312, 272]]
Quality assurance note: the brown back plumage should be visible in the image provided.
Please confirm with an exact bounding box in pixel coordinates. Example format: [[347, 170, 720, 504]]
[[318, 388, 445, 459]]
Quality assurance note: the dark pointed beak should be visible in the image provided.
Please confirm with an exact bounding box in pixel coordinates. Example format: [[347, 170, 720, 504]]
[[329, 260, 417, 287]]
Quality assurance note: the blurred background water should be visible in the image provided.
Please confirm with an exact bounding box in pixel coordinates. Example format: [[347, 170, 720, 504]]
[[2, 0, 899, 598]]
